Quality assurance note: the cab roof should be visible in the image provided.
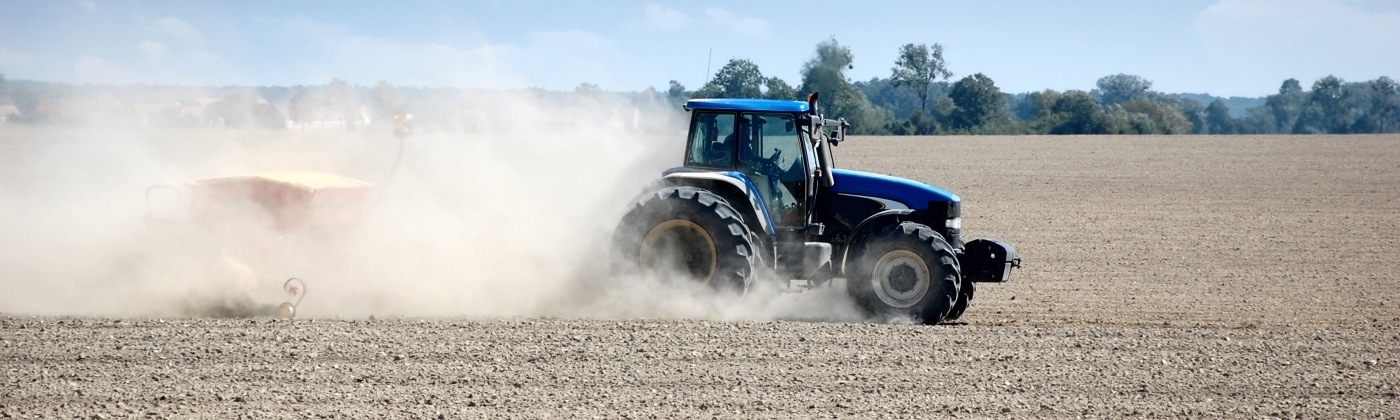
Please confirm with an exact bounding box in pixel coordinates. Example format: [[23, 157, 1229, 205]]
[[684, 98, 810, 113]]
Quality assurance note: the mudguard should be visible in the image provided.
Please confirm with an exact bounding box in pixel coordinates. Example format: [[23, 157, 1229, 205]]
[[839, 209, 916, 273], [655, 170, 776, 236]]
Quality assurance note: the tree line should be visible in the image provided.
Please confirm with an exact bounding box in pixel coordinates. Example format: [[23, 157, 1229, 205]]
[[2, 36, 1396, 135], [0, 72, 679, 132], [671, 38, 1399, 135]]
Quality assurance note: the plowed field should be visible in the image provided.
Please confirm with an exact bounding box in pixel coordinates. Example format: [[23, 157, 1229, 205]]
[[3, 132, 1398, 418]]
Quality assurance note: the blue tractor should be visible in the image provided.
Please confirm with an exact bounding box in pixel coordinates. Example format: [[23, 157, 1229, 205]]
[[613, 93, 1020, 324]]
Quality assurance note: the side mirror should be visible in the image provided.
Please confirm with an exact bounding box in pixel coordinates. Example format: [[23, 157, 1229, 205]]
[[829, 119, 848, 146]]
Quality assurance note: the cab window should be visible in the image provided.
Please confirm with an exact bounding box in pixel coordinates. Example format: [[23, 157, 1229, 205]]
[[685, 112, 735, 168]]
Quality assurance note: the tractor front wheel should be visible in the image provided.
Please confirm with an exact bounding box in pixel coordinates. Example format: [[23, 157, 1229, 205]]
[[847, 222, 961, 324], [944, 281, 976, 322]]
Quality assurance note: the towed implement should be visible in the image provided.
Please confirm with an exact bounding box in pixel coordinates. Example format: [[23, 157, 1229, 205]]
[[141, 114, 413, 318], [145, 172, 373, 317]]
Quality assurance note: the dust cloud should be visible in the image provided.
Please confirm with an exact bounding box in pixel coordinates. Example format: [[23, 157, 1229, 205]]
[[0, 96, 866, 323]]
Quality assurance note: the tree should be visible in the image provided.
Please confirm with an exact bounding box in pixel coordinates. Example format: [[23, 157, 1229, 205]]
[[1205, 99, 1235, 134], [946, 73, 1006, 131], [1356, 76, 1400, 133], [370, 80, 404, 122], [1280, 78, 1303, 95], [798, 37, 888, 134], [1265, 78, 1306, 133], [1095, 74, 1153, 107], [932, 96, 957, 128], [574, 82, 603, 100], [695, 58, 765, 99], [1241, 106, 1275, 134], [763, 76, 796, 100], [1311, 75, 1352, 133], [207, 90, 284, 129], [288, 88, 315, 128], [1120, 99, 1192, 134], [633, 86, 660, 105], [0, 74, 7, 100], [1049, 90, 1110, 134], [802, 37, 854, 75], [890, 43, 952, 112], [907, 109, 939, 135], [1295, 75, 1353, 133], [323, 78, 358, 126], [667, 80, 688, 106], [798, 37, 857, 105], [1175, 98, 1208, 134], [13, 85, 41, 116], [855, 76, 927, 120], [1021, 89, 1061, 121]]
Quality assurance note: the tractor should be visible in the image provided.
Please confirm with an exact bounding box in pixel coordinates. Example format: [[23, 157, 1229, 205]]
[[613, 93, 1020, 324]]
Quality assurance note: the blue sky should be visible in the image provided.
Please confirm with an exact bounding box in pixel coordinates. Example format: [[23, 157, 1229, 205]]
[[1, 0, 1397, 97]]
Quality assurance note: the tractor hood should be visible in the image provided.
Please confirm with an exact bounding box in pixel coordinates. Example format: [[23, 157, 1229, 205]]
[[829, 169, 960, 210]]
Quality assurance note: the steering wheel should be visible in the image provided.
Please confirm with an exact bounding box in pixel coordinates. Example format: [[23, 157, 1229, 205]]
[[752, 148, 784, 178]]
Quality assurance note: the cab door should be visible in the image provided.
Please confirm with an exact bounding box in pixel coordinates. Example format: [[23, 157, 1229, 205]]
[[736, 112, 808, 229]]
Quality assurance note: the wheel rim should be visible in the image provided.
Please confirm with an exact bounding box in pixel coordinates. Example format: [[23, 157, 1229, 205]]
[[870, 249, 930, 308], [639, 219, 717, 285]]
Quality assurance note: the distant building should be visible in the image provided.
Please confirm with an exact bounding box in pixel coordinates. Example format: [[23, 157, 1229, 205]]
[[0, 105, 18, 123]]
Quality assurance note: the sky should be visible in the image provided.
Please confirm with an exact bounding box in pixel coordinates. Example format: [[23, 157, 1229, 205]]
[[0, 0, 1397, 98]]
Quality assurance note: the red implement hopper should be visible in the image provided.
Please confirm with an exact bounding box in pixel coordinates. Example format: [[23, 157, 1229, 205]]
[[143, 172, 373, 318], [186, 172, 374, 234]]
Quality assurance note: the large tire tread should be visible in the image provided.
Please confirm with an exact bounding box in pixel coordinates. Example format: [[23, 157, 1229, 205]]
[[613, 186, 756, 295], [846, 222, 961, 324], [943, 281, 976, 322]]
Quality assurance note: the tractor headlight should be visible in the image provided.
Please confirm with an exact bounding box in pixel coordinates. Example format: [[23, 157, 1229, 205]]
[[946, 217, 962, 230]]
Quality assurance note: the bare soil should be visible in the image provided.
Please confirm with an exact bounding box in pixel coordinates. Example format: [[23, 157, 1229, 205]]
[[3, 133, 1399, 418]]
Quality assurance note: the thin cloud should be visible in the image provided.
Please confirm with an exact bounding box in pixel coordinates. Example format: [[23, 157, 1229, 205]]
[[0, 48, 32, 68], [139, 40, 168, 61], [72, 54, 128, 83], [123, 15, 230, 83], [262, 16, 522, 87], [644, 3, 690, 30], [1193, 0, 1400, 90], [258, 16, 639, 90], [143, 16, 207, 47], [704, 8, 768, 38], [514, 29, 629, 89]]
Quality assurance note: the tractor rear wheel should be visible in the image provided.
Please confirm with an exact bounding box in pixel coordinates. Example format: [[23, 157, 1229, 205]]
[[613, 186, 756, 296], [846, 222, 961, 324]]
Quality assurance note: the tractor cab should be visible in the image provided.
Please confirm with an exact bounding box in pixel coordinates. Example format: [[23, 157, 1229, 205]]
[[682, 95, 840, 235]]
